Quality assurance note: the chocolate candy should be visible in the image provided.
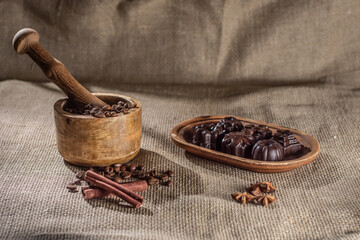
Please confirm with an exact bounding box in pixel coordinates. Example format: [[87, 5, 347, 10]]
[[272, 130, 301, 156], [221, 132, 256, 158], [252, 140, 284, 161], [192, 123, 225, 150], [216, 117, 244, 133], [243, 124, 272, 141]]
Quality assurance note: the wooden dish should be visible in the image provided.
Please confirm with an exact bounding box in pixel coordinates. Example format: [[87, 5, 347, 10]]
[[171, 115, 320, 173], [54, 93, 141, 167]]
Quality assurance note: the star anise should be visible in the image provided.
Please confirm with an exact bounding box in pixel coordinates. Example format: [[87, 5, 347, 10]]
[[231, 192, 256, 204], [259, 181, 277, 193], [246, 184, 262, 196], [256, 195, 276, 206]]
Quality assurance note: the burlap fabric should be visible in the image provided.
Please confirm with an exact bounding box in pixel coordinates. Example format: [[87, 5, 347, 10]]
[[1, 1, 359, 239]]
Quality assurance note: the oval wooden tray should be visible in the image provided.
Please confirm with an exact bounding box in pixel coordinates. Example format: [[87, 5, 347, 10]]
[[171, 115, 320, 173]]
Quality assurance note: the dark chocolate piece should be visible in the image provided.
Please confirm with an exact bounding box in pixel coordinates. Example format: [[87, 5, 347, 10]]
[[242, 124, 272, 141], [272, 130, 301, 156], [221, 132, 256, 158], [252, 140, 284, 161], [192, 123, 225, 150], [216, 117, 244, 133]]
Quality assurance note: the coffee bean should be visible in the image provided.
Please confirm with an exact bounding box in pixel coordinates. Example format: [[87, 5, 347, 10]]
[[76, 172, 84, 179], [113, 165, 121, 173], [104, 166, 113, 173], [104, 174, 112, 179], [148, 178, 159, 186], [94, 112, 106, 118], [164, 180, 173, 186], [66, 184, 77, 191], [123, 163, 131, 167], [138, 173, 147, 179], [128, 164, 137, 171], [158, 174, 169, 181], [113, 176, 122, 183], [110, 112, 117, 117], [90, 108, 100, 114], [120, 166, 127, 171], [123, 109, 129, 114], [73, 179, 82, 185], [108, 172, 116, 177], [131, 170, 140, 177], [88, 167, 94, 171], [98, 171, 105, 176], [121, 171, 132, 179], [137, 165, 144, 170], [150, 170, 157, 177], [166, 170, 174, 177], [104, 111, 112, 117]]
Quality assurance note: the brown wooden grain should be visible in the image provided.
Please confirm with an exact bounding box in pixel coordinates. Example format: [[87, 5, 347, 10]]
[[54, 93, 142, 167], [171, 115, 320, 173], [13, 28, 109, 109]]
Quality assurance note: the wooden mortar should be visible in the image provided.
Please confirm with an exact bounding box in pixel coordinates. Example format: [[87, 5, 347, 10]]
[[54, 93, 141, 167], [13, 28, 142, 166]]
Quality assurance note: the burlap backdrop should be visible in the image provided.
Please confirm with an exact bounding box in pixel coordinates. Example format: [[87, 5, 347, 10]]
[[0, 0, 359, 239]]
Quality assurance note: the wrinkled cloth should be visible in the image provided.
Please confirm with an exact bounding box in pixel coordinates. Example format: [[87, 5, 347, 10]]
[[0, 0, 360, 239]]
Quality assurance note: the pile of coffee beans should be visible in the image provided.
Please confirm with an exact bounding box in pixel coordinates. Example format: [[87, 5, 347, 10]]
[[87, 163, 174, 186], [64, 101, 137, 118]]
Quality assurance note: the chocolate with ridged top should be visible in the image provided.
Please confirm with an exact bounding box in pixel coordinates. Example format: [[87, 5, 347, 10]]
[[272, 129, 301, 156], [252, 140, 284, 161], [221, 132, 256, 158]]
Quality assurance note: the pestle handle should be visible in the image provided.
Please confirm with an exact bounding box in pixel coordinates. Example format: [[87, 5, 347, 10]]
[[13, 28, 110, 109]]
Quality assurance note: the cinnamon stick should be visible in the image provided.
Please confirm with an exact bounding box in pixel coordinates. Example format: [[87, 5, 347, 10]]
[[85, 175, 142, 208], [82, 180, 148, 200], [84, 171, 144, 208]]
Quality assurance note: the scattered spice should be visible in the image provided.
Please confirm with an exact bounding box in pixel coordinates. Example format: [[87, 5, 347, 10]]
[[231, 192, 256, 204], [232, 181, 277, 207], [256, 195, 276, 206]]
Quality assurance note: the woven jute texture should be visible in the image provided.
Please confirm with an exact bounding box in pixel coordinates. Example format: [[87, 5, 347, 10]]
[[1, 0, 360, 239], [0, 77, 359, 239]]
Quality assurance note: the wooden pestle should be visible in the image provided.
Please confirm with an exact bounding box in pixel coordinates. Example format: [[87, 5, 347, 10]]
[[13, 28, 110, 109]]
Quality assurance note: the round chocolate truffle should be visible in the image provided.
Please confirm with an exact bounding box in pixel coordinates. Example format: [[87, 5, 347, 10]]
[[251, 140, 284, 161]]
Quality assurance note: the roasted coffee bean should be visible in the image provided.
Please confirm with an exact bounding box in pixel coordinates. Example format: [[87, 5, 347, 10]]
[[150, 170, 158, 177], [148, 178, 159, 186], [76, 172, 84, 179], [66, 184, 77, 191], [83, 110, 91, 115], [110, 111, 117, 117], [104, 111, 112, 117], [121, 171, 132, 179], [164, 180, 173, 186], [123, 109, 129, 114], [128, 164, 137, 171], [108, 172, 116, 177], [90, 108, 100, 114], [94, 112, 106, 118], [104, 166, 113, 173], [104, 174, 112, 179], [138, 173, 147, 179], [137, 165, 144, 170], [166, 170, 175, 177], [113, 165, 121, 173], [131, 170, 140, 177], [158, 174, 169, 181], [98, 171, 105, 176], [113, 176, 122, 183], [123, 163, 131, 167], [120, 166, 127, 171], [73, 179, 82, 185], [88, 167, 94, 171]]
